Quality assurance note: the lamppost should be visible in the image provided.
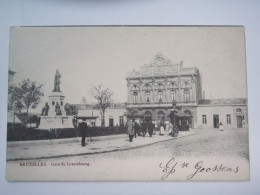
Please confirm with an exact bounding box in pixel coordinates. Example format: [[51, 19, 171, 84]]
[[172, 99, 176, 126], [171, 99, 178, 136]]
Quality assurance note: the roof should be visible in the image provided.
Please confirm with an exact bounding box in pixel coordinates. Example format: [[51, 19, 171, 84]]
[[75, 103, 126, 110], [16, 113, 40, 124], [76, 116, 98, 120], [198, 98, 247, 105]]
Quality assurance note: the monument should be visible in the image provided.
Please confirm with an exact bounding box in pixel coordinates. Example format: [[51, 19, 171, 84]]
[[38, 70, 74, 129]]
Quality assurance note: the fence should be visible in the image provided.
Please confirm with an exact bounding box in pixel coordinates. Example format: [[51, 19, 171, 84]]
[[7, 124, 127, 141]]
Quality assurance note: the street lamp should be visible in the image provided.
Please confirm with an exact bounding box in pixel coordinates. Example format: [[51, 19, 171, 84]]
[[171, 100, 177, 136], [172, 99, 176, 124]]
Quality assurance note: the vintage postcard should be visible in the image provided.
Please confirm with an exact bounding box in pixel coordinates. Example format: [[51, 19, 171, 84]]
[[6, 26, 249, 181]]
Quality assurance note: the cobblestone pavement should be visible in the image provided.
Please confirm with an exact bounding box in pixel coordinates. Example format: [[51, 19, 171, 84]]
[[76, 128, 249, 162], [6, 128, 249, 181], [12, 128, 248, 163]]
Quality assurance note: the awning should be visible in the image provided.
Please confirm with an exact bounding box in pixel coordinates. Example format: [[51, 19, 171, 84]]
[[125, 111, 144, 118], [76, 116, 98, 120], [168, 110, 192, 118]]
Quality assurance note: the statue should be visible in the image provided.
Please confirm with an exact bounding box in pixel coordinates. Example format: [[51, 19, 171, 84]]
[[55, 102, 62, 115], [53, 70, 62, 92], [41, 102, 50, 116]]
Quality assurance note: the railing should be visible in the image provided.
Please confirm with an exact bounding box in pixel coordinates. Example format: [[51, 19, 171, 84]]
[[126, 101, 197, 108], [126, 67, 198, 78]]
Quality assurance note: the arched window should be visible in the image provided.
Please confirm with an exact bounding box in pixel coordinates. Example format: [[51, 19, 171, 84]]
[[144, 111, 152, 121], [157, 111, 165, 121], [145, 91, 150, 102], [170, 90, 176, 101], [158, 91, 163, 102], [133, 92, 138, 103], [184, 90, 190, 102]]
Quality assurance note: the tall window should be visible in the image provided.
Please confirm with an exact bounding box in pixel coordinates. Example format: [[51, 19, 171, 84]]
[[158, 91, 163, 102], [226, 114, 231, 124], [202, 115, 207, 124], [145, 91, 150, 102], [184, 90, 190, 102], [171, 90, 176, 101], [119, 116, 124, 126], [133, 92, 138, 103]]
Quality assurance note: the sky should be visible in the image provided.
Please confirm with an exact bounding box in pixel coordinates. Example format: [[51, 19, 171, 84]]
[[9, 26, 247, 110]]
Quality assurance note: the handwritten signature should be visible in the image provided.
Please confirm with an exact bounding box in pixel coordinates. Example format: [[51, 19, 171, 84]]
[[159, 158, 239, 180]]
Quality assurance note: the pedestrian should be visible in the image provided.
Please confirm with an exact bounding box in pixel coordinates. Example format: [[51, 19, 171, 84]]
[[127, 119, 135, 142], [148, 120, 154, 137], [219, 122, 224, 131], [168, 122, 173, 135], [159, 120, 165, 135], [134, 121, 140, 138], [79, 119, 88, 147], [141, 120, 148, 137]]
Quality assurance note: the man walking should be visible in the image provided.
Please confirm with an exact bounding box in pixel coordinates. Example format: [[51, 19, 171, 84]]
[[127, 119, 135, 142], [148, 120, 154, 137], [79, 119, 88, 147]]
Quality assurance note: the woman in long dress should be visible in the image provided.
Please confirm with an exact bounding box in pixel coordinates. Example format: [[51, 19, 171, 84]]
[[159, 121, 165, 135], [219, 122, 224, 131]]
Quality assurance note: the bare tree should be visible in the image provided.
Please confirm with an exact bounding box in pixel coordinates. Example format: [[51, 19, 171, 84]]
[[90, 85, 114, 127]]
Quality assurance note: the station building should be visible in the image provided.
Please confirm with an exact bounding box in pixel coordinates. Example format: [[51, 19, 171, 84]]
[[126, 53, 248, 129]]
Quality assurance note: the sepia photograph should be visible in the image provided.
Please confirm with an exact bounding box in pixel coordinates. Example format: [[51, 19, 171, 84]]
[[6, 26, 249, 181]]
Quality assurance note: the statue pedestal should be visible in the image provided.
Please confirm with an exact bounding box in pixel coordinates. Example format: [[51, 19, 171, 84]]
[[38, 116, 74, 129], [48, 92, 66, 117], [39, 91, 74, 129]]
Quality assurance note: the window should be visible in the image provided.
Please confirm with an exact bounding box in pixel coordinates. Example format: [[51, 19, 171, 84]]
[[158, 91, 163, 102], [184, 90, 190, 102], [145, 91, 150, 102], [236, 108, 242, 112], [202, 115, 207, 124], [171, 90, 176, 101], [133, 92, 138, 103], [226, 114, 231, 124], [91, 121, 96, 127], [119, 116, 124, 126]]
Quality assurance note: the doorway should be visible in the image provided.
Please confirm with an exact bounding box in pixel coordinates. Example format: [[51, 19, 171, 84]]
[[237, 116, 243, 128], [109, 118, 114, 127], [213, 115, 219, 128]]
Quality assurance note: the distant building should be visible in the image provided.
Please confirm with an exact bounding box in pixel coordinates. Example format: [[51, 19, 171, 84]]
[[75, 103, 127, 127], [197, 98, 248, 129]]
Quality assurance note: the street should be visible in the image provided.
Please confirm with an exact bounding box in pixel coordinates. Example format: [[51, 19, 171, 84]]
[[6, 128, 250, 181]]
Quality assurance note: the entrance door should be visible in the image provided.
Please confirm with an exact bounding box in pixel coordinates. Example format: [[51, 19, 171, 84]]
[[213, 115, 219, 128], [109, 118, 114, 127], [237, 116, 243, 128]]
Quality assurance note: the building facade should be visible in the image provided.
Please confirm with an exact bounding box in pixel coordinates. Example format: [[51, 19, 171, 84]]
[[125, 53, 248, 129], [76, 103, 127, 127], [126, 53, 202, 127], [197, 99, 248, 129]]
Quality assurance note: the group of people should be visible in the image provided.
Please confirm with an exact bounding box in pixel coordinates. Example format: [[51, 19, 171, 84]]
[[126, 119, 155, 142]]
